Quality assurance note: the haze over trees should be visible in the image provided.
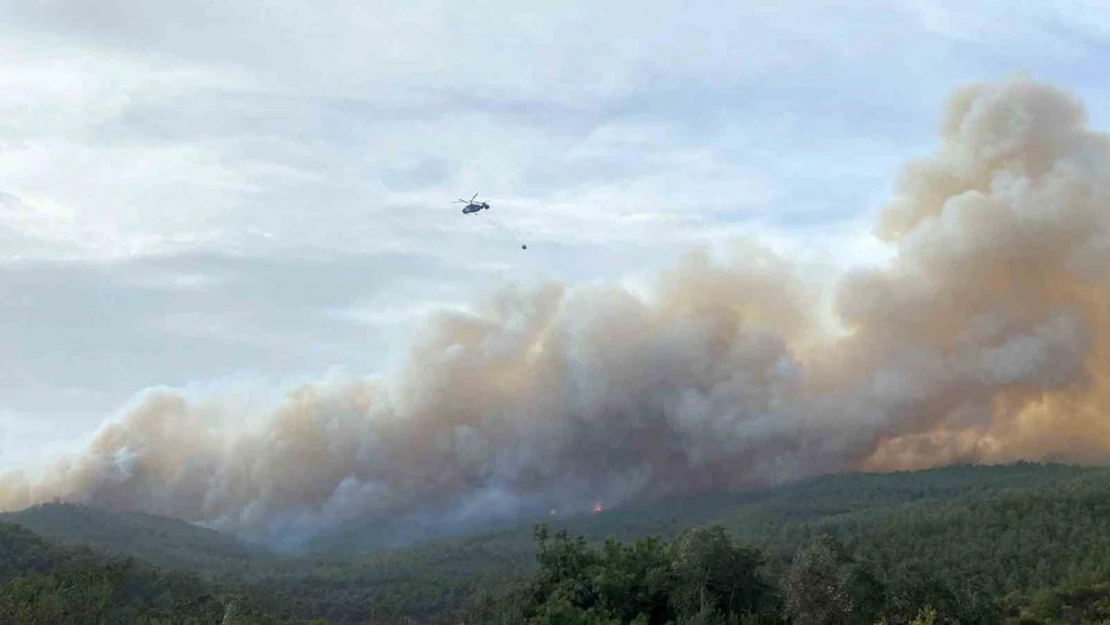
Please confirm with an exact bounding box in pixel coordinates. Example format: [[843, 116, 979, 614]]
[[4, 462, 1110, 624]]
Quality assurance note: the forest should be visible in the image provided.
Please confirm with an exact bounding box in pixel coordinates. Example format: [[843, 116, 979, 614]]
[[4, 462, 1110, 624]]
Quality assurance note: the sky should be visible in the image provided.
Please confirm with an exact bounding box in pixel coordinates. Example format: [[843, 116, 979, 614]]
[[2, 0, 1110, 470]]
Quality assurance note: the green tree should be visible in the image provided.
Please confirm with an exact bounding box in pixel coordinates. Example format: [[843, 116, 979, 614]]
[[593, 536, 673, 625], [785, 534, 879, 625], [524, 525, 604, 619], [668, 525, 772, 622]]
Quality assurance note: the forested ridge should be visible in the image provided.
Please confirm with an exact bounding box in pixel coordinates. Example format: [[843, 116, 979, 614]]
[[5, 462, 1110, 623], [0, 502, 282, 578]]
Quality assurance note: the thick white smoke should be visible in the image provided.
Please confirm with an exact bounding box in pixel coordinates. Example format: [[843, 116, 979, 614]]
[[2, 76, 1109, 547]]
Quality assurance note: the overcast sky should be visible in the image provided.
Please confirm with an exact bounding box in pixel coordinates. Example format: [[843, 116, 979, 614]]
[[2, 0, 1109, 469]]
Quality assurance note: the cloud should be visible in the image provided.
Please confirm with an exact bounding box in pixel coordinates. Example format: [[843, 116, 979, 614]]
[[3, 1, 1110, 548], [4, 0, 1106, 268], [0, 1, 941, 103], [2, 76, 1109, 553], [0, 251, 461, 423]]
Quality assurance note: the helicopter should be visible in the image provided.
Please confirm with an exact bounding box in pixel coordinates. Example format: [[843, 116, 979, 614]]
[[454, 192, 526, 250], [454, 193, 490, 214]]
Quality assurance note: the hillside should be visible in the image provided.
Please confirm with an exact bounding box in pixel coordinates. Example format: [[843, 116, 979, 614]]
[[449, 461, 1094, 552], [307, 461, 1092, 577], [0, 502, 285, 578], [248, 462, 1110, 622], [6, 461, 1110, 624], [7, 462, 1086, 576], [306, 461, 1092, 559]]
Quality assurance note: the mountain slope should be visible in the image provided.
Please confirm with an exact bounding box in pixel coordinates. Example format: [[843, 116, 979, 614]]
[[5, 462, 1106, 623], [0, 502, 282, 577], [307, 461, 1092, 558], [502, 461, 1095, 549], [253, 462, 1107, 621]]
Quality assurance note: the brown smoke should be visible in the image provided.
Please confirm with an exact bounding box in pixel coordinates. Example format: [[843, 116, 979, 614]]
[[2, 76, 1109, 546]]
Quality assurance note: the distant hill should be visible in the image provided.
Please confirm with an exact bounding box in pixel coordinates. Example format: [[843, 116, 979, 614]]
[[256, 461, 1108, 621], [0, 502, 283, 578], [7, 463, 1088, 573], [305, 502, 556, 558], [535, 460, 1095, 548], [308, 460, 1094, 558]]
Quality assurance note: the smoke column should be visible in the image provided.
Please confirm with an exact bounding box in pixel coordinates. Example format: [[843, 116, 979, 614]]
[[2, 76, 1109, 547]]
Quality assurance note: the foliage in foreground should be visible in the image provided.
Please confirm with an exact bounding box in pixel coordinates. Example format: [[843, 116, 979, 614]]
[[457, 524, 992, 625], [0, 523, 298, 625]]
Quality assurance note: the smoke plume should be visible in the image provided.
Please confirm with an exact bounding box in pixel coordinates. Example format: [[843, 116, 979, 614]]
[[2, 76, 1109, 548]]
